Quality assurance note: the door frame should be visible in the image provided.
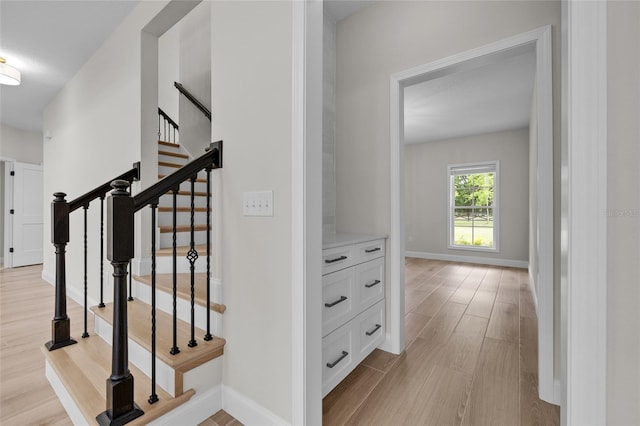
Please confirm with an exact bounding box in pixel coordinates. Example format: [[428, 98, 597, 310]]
[[1, 158, 15, 268], [388, 26, 556, 402]]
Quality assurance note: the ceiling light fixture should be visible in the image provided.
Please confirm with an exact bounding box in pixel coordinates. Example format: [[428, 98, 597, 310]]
[[0, 57, 21, 86]]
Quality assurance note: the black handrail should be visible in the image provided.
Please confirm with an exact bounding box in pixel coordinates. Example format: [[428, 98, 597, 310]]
[[174, 82, 211, 121], [69, 163, 140, 212], [134, 141, 221, 211], [158, 108, 179, 131]]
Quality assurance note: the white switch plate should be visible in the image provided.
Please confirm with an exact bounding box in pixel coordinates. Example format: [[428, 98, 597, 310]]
[[243, 190, 273, 216]]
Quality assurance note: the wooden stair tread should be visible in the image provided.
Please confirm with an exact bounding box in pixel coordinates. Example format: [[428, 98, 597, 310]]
[[159, 224, 210, 233], [134, 272, 226, 314], [158, 140, 180, 148], [158, 206, 211, 212], [159, 150, 189, 159], [91, 301, 225, 372], [159, 174, 207, 183], [159, 161, 182, 168], [155, 244, 208, 256], [42, 337, 195, 425]]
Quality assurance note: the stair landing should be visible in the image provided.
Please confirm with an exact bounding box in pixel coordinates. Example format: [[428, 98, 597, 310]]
[[42, 336, 195, 425]]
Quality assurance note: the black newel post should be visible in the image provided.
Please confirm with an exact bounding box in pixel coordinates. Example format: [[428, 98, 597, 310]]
[[45, 192, 78, 351], [97, 180, 144, 426]]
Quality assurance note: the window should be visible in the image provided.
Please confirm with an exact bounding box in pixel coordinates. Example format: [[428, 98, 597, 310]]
[[448, 161, 499, 251]]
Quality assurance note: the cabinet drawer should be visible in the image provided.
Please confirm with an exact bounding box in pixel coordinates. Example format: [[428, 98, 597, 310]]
[[357, 300, 385, 359], [322, 268, 355, 337], [322, 322, 355, 397], [355, 257, 384, 313], [354, 239, 386, 264], [322, 245, 354, 275]]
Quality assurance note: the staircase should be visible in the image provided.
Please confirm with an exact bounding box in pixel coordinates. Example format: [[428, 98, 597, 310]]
[[43, 136, 225, 425]]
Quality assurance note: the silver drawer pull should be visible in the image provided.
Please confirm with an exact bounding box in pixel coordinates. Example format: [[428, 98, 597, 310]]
[[326, 351, 349, 368], [365, 247, 381, 253], [325, 255, 347, 264], [325, 296, 347, 308], [366, 324, 382, 336], [365, 279, 381, 288]]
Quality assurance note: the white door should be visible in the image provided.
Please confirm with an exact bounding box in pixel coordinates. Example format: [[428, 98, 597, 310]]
[[11, 162, 43, 267]]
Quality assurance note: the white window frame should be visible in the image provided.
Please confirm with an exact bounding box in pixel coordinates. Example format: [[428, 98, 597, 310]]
[[447, 160, 500, 252]]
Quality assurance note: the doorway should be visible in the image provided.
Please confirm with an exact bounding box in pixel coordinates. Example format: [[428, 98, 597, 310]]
[[2, 159, 44, 268], [389, 26, 556, 404]]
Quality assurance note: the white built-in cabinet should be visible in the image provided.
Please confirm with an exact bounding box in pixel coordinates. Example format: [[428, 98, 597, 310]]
[[321, 234, 387, 397]]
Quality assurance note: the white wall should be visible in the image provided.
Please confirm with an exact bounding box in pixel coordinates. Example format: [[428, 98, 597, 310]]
[[323, 10, 337, 235], [179, 1, 211, 157], [0, 124, 43, 164], [607, 1, 640, 423], [405, 128, 529, 263], [210, 1, 293, 422], [158, 20, 180, 127], [42, 1, 169, 304]]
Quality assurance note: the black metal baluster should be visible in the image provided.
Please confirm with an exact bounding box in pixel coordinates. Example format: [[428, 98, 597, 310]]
[[82, 205, 89, 338], [99, 196, 105, 308], [148, 202, 159, 404], [187, 177, 198, 348], [204, 167, 212, 341], [170, 188, 180, 355], [158, 113, 161, 140]]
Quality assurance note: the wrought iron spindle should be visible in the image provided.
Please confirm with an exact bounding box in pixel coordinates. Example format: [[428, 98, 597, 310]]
[[187, 177, 198, 348], [148, 202, 159, 404], [82, 205, 89, 338], [99, 196, 105, 308], [158, 114, 161, 140], [204, 167, 212, 341], [170, 188, 180, 355]]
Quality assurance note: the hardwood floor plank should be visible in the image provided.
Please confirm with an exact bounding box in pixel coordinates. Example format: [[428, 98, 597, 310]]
[[404, 367, 473, 426], [412, 287, 455, 318], [345, 338, 443, 425], [323, 364, 384, 425], [418, 301, 467, 345], [520, 371, 560, 426], [462, 338, 519, 426], [520, 316, 539, 374], [405, 287, 434, 313], [361, 349, 399, 373], [404, 312, 432, 347], [466, 289, 497, 319], [496, 277, 520, 305], [439, 315, 489, 375], [486, 301, 519, 343]]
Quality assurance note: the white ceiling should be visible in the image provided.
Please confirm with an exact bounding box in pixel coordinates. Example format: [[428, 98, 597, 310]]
[[404, 50, 536, 144], [0, 0, 139, 132]]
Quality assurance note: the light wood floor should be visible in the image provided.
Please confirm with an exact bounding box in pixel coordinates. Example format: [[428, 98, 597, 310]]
[[323, 258, 560, 426], [0, 265, 236, 426]]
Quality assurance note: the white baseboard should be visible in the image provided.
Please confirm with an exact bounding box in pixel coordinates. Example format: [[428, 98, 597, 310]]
[[553, 378, 561, 406], [148, 385, 223, 426], [223, 385, 289, 426], [405, 250, 528, 269]]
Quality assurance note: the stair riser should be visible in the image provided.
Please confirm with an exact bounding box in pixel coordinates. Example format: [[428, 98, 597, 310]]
[[94, 317, 223, 398], [133, 279, 223, 336], [160, 231, 208, 248], [159, 153, 189, 165], [155, 253, 211, 273], [158, 211, 210, 228], [159, 194, 208, 209]]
